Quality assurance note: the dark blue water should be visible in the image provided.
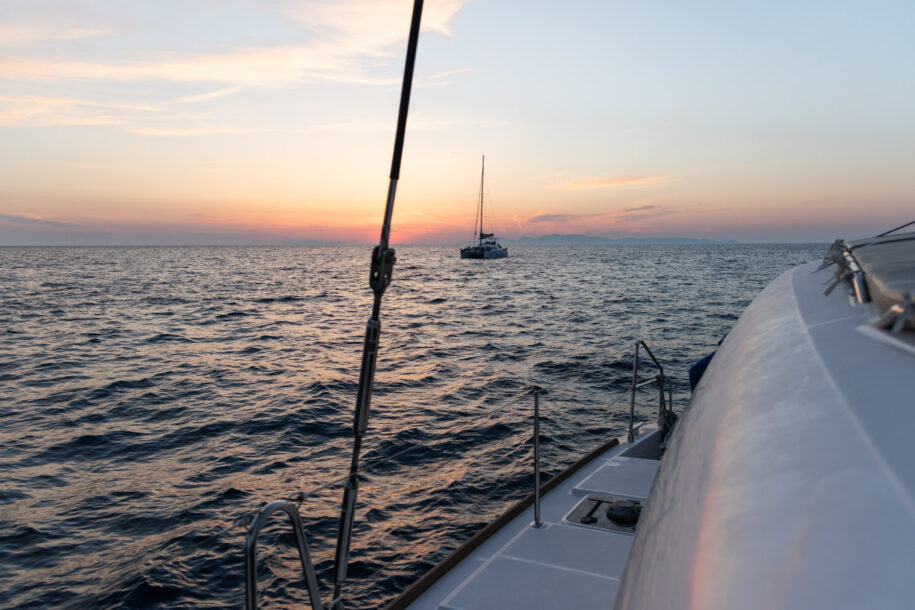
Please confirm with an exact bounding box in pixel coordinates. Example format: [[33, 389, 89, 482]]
[[0, 244, 822, 608]]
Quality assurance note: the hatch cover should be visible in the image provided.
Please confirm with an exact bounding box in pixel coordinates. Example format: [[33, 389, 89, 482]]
[[565, 493, 643, 534]]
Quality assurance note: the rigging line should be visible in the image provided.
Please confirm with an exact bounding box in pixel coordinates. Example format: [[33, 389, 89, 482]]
[[877, 219, 915, 237], [483, 178, 502, 237], [469, 182, 480, 245], [330, 1, 424, 607]]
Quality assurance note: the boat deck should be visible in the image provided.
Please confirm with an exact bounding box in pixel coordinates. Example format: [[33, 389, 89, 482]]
[[402, 427, 662, 610], [399, 245, 915, 610], [613, 261, 915, 609]]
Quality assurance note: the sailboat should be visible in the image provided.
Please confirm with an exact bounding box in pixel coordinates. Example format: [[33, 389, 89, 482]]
[[460, 156, 508, 259]]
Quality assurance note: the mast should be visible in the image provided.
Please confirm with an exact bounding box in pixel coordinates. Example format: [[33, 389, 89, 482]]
[[478, 155, 485, 243]]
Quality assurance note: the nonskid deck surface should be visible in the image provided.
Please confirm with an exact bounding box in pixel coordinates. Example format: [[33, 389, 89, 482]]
[[403, 429, 662, 610]]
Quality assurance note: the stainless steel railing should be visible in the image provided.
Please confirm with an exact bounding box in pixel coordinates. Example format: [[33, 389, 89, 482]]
[[628, 340, 674, 443], [532, 388, 543, 528], [244, 500, 324, 610], [243, 356, 674, 605]]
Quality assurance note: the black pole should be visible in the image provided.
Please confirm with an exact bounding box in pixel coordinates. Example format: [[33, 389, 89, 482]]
[[388, 0, 423, 183], [330, 1, 424, 607]]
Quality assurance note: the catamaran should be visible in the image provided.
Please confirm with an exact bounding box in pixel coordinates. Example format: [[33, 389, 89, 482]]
[[460, 156, 508, 259]]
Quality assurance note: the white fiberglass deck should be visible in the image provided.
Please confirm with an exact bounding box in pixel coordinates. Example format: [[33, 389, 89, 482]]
[[404, 429, 661, 610]]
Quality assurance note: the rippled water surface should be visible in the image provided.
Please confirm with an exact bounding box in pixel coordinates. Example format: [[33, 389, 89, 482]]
[[0, 244, 822, 608]]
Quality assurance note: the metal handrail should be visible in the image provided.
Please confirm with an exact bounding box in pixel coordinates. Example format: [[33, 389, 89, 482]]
[[632, 378, 660, 390], [628, 340, 673, 442], [244, 500, 323, 610]]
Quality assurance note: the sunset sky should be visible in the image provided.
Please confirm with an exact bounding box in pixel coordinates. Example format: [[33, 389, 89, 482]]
[[1, 0, 913, 245]]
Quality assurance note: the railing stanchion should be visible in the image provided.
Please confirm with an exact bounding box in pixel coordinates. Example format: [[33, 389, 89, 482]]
[[629, 340, 674, 443], [628, 341, 641, 442], [532, 389, 543, 528]]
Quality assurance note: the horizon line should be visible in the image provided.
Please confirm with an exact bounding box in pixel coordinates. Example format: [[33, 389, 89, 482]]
[[0, 240, 841, 248]]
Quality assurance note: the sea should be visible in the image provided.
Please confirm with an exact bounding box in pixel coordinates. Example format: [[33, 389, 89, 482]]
[[0, 244, 823, 608]]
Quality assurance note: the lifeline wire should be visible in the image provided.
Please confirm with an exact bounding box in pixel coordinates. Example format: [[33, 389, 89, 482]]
[[877, 219, 915, 237]]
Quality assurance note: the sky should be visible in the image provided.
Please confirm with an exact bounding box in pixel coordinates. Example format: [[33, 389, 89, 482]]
[[1, 0, 913, 245]]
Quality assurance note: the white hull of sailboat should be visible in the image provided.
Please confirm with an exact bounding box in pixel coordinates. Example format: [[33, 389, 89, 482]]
[[460, 247, 508, 259]]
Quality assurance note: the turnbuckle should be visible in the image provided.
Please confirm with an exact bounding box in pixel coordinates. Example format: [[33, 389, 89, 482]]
[[370, 246, 396, 295]]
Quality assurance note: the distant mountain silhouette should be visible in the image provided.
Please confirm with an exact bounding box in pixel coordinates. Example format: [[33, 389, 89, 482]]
[[279, 239, 347, 245], [500, 234, 738, 245]]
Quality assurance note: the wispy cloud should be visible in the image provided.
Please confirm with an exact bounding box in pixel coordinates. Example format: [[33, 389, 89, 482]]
[[0, 1, 469, 88], [0, 1, 471, 133], [527, 205, 675, 225], [416, 67, 473, 88], [0, 213, 76, 228], [0, 50, 344, 87], [426, 67, 473, 81], [410, 210, 462, 226], [306, 114, 508, 133], [555, 175, 668, 190], [0, 24, 111, 44], [528, 212, 609, 223], [175, 87, 242, 104], [0, 95, 152, 127], [0, 52, 467, 88], [279, 0, 467, 44], [0, 93, 262, 135], [620, 207, 675, 221], [126, 125, 259, 137]]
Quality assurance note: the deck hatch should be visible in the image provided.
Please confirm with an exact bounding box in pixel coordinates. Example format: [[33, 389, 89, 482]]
[[565, 493, 643, 534]]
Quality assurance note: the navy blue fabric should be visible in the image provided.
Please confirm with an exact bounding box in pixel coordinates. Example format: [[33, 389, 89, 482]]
[[689, 351, 716, 392]]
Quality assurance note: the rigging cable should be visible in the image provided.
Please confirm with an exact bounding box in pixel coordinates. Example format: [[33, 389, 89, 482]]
[[877, 219, 915, 237], [330, 1, 424, 607]]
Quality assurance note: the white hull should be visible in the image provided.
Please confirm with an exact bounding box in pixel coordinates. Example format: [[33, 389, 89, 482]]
[[616, 260, 915, 610], [460, 246, 508, 259]]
